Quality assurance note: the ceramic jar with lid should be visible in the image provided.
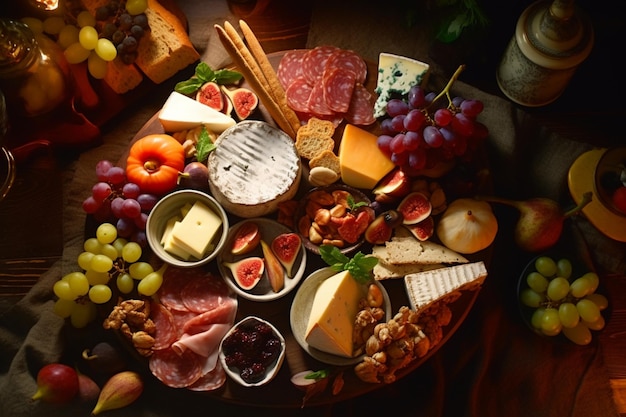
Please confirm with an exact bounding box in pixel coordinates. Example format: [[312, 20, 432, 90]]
[[0, 18, 72, 118], [496, 0, 594, 107]]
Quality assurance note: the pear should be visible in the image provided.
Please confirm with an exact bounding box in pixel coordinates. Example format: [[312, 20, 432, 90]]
[[478, 192, 592, 252]]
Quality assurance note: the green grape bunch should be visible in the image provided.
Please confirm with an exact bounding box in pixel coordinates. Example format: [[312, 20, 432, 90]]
[[519, 255, 609, 345], [52, 222, 160, 328]]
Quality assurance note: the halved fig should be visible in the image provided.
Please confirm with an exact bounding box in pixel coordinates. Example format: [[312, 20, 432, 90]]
[[261, 240, 285, 292], [271, 233, 301, 278], [373, 167, 411, 203], [230, 221, 261, 255], [224, 257, 264, 290], [196, 81, 224, 111], [364, 210, 400, 244], [404, 216, 434, 241], [397, 191, 432, 225], [221, 86, 258, 120]]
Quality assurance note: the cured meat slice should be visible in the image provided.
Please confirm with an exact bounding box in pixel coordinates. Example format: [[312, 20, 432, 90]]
[[285, 77, 313, 113], [323, 67, 356, 113], [172, 323, 232, 358], [149, 347, 204, 388], [277, 49, 306, 89], [307, 81, 335, 117], [181, 273, 232, 314], [187, 361, 226, 392], [345, 84, 376, 126], [159, 267, 193, 311], [325, 49, 367, 84], [151, 302, 178, 350], [302, 45, 339, 84], [182, 297, 238, 335]]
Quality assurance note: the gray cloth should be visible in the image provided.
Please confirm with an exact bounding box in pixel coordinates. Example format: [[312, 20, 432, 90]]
[[1, 1, 623, 416]]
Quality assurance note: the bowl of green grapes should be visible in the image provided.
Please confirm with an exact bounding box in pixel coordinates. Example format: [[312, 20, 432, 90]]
[[517, 254, 609, 345]]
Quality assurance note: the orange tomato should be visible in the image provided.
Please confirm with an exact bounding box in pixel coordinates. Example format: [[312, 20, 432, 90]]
[[126, 134, 185, 195]]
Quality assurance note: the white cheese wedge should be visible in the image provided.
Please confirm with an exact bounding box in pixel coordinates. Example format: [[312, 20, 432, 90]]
[[373, 53, 430, 118], [305, 270, 362, 358], [158, 91, 236, 133], [169, 201, 223, 259], [404, 261, 488, 311], [208, 120, 301, 218]]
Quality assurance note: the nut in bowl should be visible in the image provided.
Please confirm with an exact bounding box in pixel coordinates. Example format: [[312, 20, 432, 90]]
[[294, 184, 375, 255], [146, 189, 229, 268], [219, 316, 286, 387], [517, 253, 609, 345]]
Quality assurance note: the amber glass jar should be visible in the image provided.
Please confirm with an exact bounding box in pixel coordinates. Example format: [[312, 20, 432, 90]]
[[0, 18, 72, 118]]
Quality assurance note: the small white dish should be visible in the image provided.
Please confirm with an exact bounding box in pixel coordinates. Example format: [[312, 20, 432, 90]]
[[289, 267, 392, 366], [219, 316, 286, 387], [217, 218, 306, 301]]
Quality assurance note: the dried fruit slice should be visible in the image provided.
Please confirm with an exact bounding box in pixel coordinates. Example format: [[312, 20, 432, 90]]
[[271, 233, 301, 278], [196, 82, 224, 112], [230, 221, 261, 255], [261, 240, 285, 292], [397, 191, 432, 225], [364, 210, 402, 244], [224, 257, 264, 290], [373, 167, 411, 203]]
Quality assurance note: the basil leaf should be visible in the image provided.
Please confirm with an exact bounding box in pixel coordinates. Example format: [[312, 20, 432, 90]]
[[195, 126, 216, 163], [319, 244, 377, 284], [194, 62, 214, 82], [174, 78, 204, 95], [214, 68, 243, 85], [305, 369, 329, 380], [319, 244, 349, 267]]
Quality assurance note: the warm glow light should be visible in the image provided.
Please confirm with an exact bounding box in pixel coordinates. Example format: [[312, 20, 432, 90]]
[[33, 0, 60, 11]]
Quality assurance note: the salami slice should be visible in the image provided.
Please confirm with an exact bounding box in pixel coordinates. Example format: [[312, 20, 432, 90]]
[[285, 77, 313, 113], [323, 67, 356, 113], [307, 81, 335, 117], [181, 273, 232, 314], [345, 84, 376, 126], [158, 267, 193, 311], [151, 302, 178, 350], [325, 49, 367, 84], [149, 347, 204, 388], [277, 49, 306, 89], [187, 362, 226, 392], [302, 45, 339, 84]]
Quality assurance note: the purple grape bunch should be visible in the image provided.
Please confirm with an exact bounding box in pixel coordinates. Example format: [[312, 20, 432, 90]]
[[82, 160, 158, 247]]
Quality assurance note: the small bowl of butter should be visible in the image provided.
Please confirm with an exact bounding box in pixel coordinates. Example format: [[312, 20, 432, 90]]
[[146, 189, 229, 268]]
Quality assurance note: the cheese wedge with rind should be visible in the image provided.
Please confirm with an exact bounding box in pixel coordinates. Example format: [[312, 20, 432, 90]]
[[305, 270, 362, 358], [404, 261, 487, 311], [374, 53, 430, 118], [372, 236, 469, 265], [158, 91, 236, 133]]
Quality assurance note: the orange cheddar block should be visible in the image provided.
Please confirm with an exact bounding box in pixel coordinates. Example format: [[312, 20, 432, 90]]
[[338, 124, 395, 190]]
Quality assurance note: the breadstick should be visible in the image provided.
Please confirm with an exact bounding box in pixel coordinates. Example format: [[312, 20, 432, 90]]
[[239, 19, 301, 135], [215, 23, 297, 138]]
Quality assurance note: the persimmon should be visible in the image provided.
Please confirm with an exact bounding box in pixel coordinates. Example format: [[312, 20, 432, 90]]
[[126, 134, 185, 195]]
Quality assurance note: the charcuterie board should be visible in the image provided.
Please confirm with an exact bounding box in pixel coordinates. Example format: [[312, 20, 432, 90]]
[[94, 49, 494, 407]]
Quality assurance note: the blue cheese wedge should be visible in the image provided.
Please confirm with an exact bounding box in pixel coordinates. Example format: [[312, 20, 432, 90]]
[[158, 91, 236, 133], [373, 53, 430, 118], [208, 121, 301, 218], [304, 270, 363, 358], [404, 261, 487, 311]]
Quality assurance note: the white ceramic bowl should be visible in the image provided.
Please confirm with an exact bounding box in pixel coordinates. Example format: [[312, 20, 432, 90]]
[[217, 218, 306, 302], [219, 316, 286, 387], [289, 267, 392, 366], [146, 189, 229, 268]]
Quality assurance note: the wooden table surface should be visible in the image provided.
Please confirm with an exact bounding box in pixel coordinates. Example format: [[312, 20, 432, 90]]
[[1, 0, 625, 414]]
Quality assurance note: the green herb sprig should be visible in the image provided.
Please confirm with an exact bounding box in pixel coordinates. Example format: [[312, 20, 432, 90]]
[[319, 245, 378, 284], [175, 62, 243, 95], [195, 125, 216, 163]]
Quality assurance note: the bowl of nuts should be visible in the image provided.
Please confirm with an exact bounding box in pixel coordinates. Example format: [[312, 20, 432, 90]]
[[293, 184, 374, 255]]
